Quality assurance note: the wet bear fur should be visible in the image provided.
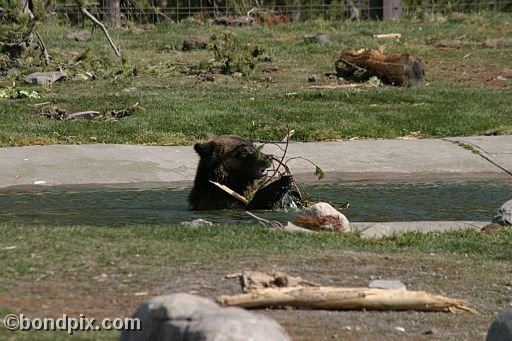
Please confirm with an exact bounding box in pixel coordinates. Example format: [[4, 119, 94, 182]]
[[189, 135, 294, 210]]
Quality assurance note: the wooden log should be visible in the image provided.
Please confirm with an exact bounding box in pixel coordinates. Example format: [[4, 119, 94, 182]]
[[335, 47, 424, 86], [217, 286, 475, 313]]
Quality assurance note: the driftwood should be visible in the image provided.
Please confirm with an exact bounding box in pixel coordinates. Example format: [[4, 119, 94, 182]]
[[218, 286, 476, 313], [335, 47, 424, 86], [226, 271, 320, 293]]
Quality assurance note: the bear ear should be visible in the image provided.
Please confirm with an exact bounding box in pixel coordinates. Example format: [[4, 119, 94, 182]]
[[194, 142, 212, 157]]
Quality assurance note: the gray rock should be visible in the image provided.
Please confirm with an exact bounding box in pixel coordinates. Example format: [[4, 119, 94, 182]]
[[24, 71, 67, 85], [66, 111, 101, 120], [303, 34, 330, 44], [119, 293, 291, 341], [180, 219, 213, 227], [369, 279, 407, 291], [486, 309, 512, 341], [492, 199, 512, 226]]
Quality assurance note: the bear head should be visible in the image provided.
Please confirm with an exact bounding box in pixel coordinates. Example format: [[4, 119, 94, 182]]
[[193, 135, 272, 184]]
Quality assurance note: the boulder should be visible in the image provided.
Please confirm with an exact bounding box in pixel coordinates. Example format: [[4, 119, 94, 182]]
[[492, 199, 512, 226], [24, 71, 67, 85], [303, 202, 350, 232], [119, 293, 290, 341], [486, 309, 512, 341]]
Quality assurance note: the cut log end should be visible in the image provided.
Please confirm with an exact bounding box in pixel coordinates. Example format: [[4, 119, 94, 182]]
[[335, 48, 425, 86]]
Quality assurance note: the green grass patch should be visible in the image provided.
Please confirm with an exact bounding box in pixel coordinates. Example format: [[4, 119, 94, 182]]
[[1, 225, 511, 276], [1, 13, 512, 146]]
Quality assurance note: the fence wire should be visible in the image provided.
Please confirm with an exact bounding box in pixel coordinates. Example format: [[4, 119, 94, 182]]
[[55, 0, 512, 25]]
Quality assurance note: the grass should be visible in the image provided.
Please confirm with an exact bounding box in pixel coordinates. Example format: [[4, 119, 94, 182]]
[[1, 225, 511, 340], [1, 12, 512, 146], [1, 224, 511, 279]]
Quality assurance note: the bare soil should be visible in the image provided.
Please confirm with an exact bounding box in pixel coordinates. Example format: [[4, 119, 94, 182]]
[[2, 250, 510, 340]]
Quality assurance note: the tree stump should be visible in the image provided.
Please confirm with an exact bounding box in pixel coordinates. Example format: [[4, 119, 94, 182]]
[[335, 47, 425, 86]]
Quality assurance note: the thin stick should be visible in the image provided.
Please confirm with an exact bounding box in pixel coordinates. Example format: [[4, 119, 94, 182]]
[[80, 6, 122, 57], [34, 31, 50, 65], [209, 180, 249, 204], [245, 211, 283, 229]]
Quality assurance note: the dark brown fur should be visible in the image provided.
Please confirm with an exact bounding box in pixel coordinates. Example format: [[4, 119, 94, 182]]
[[189, 135, 294, 211]]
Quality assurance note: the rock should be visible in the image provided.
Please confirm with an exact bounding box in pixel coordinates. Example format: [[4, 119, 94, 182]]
[[65, 31, 91, 42], [66, 111, 101, 120], [436, 39, 463, 49], [308, 75, 317, 82], [369, 279, 407, 291], [303, 34, 330, 44], [119, 293, 291, 341], [24, 71, 67, 85], [180, 219, 213, 227], [486, 309, 512, 341], [182, 36, 209, 51], [492, 199, 512, 226], [301, 202, 350, 232]]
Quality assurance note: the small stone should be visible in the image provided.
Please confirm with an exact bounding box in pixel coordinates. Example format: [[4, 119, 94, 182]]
[[422, 328, 437, 335], [303, 33, 330, 44], [180, 219, 213, 227], [24, 71, 67, 85], [369, 279, 407, 291], [394, 326, 406, 332], [308, 75, 317, 82]]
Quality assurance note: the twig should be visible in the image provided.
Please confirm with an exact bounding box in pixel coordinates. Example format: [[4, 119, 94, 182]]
[[260, 124, 293, 188], [245, 211, 283, 229], [209, 180, 249, 204], [80, 6, 121, 57], [34, 30, 50, 66]]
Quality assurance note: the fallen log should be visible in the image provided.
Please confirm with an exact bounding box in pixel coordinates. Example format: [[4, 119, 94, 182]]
[[217, 286, 475, 313], [335, 47, 424, 86]]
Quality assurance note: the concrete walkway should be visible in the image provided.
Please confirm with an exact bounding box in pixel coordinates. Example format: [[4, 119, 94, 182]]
[[0, 135, 511, 189], [1, 135, 510, 236]]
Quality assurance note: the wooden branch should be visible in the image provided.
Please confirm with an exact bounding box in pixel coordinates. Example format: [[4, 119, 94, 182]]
[[209, 180, 249, 204], [217, 286, 476, 313], [245, 211, 283, 229], [80, 6, 121, 57], [34, 30, 50, 66]]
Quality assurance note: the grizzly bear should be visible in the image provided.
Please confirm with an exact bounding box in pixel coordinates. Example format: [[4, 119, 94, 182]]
[[189, 135, 296, 210]]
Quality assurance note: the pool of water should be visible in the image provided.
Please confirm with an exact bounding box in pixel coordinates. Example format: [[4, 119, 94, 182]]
[[0, 180, 510, 227]]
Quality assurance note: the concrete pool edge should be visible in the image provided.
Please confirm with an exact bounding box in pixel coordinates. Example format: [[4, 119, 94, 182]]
[[351, 221, 488, 238], [0, 135, 511, 189]]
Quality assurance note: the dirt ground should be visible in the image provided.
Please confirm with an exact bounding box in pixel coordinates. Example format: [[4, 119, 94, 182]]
[[2, 250, 510, 340]]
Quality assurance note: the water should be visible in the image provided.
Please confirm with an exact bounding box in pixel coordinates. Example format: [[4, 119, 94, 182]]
[[0, 181, 510, 227]]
